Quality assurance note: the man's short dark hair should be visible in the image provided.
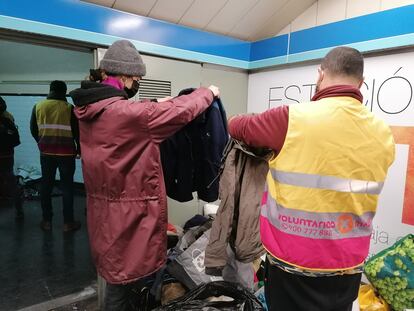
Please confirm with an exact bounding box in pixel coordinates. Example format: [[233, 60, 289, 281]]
[[321, 47, 363, 79]]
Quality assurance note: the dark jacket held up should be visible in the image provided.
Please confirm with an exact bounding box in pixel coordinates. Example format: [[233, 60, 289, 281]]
[[160, 88, 228, 203]]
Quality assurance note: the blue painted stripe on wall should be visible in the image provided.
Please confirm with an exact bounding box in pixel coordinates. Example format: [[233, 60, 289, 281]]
[[287, 33, 414, 64], [248, 56, 288, 69], [287, 48, 332, 64], [0, 15, 250, 69], [348, 33, 414, 53], [290, 5, 414, 54], [0, 0, 250, 61], [250, 35, 289, 61], [2, 1, 414, 69]]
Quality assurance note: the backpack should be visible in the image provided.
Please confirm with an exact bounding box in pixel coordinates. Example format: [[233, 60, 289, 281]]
[[0, 113, 20, 151]]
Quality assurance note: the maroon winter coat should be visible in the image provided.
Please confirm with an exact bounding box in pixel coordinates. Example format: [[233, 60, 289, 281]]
[[70, 82, 213, 284]]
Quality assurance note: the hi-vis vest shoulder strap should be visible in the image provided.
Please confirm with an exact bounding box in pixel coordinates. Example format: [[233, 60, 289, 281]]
[[260, 96, 395, 272], [36, 99, 76, 156]]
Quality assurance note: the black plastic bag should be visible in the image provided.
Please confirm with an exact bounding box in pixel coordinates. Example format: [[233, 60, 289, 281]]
[[153, 281, 264, 311]]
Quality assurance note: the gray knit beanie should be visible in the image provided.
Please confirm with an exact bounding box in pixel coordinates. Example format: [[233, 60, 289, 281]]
[[100, 40, 146, 77]]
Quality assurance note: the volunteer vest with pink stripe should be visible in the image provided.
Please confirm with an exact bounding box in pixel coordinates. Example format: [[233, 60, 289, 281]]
[[261, 97, 395, 272]]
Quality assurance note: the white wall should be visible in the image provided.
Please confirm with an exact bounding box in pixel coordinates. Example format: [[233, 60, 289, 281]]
[[142, 54, 202, 96], [278, 0, 414, 35], [201, 63, 248, 117]]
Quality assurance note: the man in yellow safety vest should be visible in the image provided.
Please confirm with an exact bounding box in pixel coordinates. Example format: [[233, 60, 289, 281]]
[[228, 46, 395, 311], [31, 80, 81, 233]]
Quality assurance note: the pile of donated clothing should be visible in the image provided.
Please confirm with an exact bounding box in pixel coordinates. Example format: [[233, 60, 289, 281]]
[[131, 211, 268, 311], [132, 138, 271, 310]]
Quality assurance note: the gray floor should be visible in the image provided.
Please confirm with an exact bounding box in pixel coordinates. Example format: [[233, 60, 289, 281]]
[[0, 194, 96, 310], [52, 295, 99, 311]]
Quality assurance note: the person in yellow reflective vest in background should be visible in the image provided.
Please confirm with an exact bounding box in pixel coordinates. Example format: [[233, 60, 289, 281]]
[[228, 46, 395, 311], [30, 81, 81, 233]]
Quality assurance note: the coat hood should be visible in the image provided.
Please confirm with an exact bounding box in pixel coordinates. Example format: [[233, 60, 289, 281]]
[[70, 80, 127, 107], [70, 80, 128, 121]]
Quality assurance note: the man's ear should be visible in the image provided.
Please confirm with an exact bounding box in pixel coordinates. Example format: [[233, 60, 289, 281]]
[[317, 67, 324, 84]]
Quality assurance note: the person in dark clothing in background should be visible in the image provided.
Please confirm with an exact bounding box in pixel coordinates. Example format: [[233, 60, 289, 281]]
[[0, 96, 23, 219], [30, 80, 81, 232]]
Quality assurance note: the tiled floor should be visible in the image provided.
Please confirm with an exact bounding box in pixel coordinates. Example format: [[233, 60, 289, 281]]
[[0, 194, 96, 310]]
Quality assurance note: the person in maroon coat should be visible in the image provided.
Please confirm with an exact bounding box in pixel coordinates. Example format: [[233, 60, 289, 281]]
[[70, 40, 219, 310]]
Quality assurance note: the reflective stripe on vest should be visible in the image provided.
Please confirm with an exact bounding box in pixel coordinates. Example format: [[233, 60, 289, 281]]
[[38, 124, 72, 131], [271, 169, 384, 195], [261, 190, 374, 240], [261, 96, 395, 272]]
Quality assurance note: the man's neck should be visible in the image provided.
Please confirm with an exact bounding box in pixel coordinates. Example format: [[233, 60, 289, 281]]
[[312, 85, 363, 102]]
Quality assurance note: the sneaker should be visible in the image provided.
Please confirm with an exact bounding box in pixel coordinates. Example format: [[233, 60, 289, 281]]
[[63, 221, 81, 233], [40, 220, 52, 231]]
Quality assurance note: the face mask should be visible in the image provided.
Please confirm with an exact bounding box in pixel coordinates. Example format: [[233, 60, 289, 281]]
[[124, 80, 140, 98]]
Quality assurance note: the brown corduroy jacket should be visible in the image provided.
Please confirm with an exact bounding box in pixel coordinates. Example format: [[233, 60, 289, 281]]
[[205, 140, 270, 275]]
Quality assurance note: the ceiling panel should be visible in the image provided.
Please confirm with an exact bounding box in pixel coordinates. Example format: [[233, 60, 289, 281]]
[[277, 24, 291, 36], [381, 0, 414, 11], [148, 0, 195, 24], [228, 0, 288, 40], [82, 0, 318, 41], [205, 0, 258, 36], [179, 0, 228, 30], [113, 0, 157, 16], [252, 0, 315, 40], [291, 2, 317, 32]]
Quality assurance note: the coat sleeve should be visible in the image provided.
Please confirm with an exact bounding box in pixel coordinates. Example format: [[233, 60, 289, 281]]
[[228, 105, 289, 153], [146, 87, 213, 143]]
